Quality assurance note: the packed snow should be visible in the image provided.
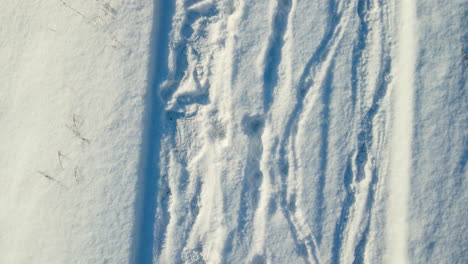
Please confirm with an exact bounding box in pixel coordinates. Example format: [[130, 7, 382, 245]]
[[0, 0, 466, 263]]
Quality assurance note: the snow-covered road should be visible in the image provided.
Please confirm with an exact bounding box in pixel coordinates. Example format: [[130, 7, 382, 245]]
[[0, 0, 466, 263]]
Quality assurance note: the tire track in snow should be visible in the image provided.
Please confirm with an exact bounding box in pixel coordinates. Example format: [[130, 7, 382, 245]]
[[331, 2, 374, 259], [157, 2, 222, 261], [349, 0, 370, 112], [132, 0, 173, 263], [331, 159, 356, 264], [160, 1, 218, 106], [168, 62, 217, 261], [256, 0, 320, 261], [343, 61, 392, 263], [154, 110, 197, 261], [349, 25, 392, 264], [235, 115, 265, 254], [351, 166, 379, 264], [262, 0, 292, 112], [268, 0, 353, 262], [334, 43, 392, 264], [286, 62, 336, 264], [331, 1, 392, 262], [214, 2, 281, 260]]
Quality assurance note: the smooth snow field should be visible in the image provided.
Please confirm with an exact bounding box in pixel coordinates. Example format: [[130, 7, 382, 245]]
[[0, 0, 466, 263]]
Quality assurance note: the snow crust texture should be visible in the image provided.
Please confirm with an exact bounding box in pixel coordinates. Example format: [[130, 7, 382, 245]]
[[1, 0, 152, 263], [1, 0, 466, 264]]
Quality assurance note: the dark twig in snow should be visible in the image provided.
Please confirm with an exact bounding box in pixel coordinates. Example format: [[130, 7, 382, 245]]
[[58, 0, 86, 18], [95, 0, 117, 16], [66, 124, 90, 143], [87, 16, 105, 29], [37, 171, 66, 188], [67, 114, 90, 143]]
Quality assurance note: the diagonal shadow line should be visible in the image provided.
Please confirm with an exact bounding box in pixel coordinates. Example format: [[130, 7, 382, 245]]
[[131, 0, 174, 263]]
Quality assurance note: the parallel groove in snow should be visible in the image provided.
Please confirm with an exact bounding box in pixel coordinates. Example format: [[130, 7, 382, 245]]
[[133, 0, 173, 263]]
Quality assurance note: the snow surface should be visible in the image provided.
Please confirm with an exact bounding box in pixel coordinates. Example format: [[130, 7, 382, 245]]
[[0, 0, 466, 263]]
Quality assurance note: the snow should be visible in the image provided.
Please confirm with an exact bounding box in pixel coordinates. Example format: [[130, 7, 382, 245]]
[[0, 0, 153, 263], [1, 0, 466, 263]]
